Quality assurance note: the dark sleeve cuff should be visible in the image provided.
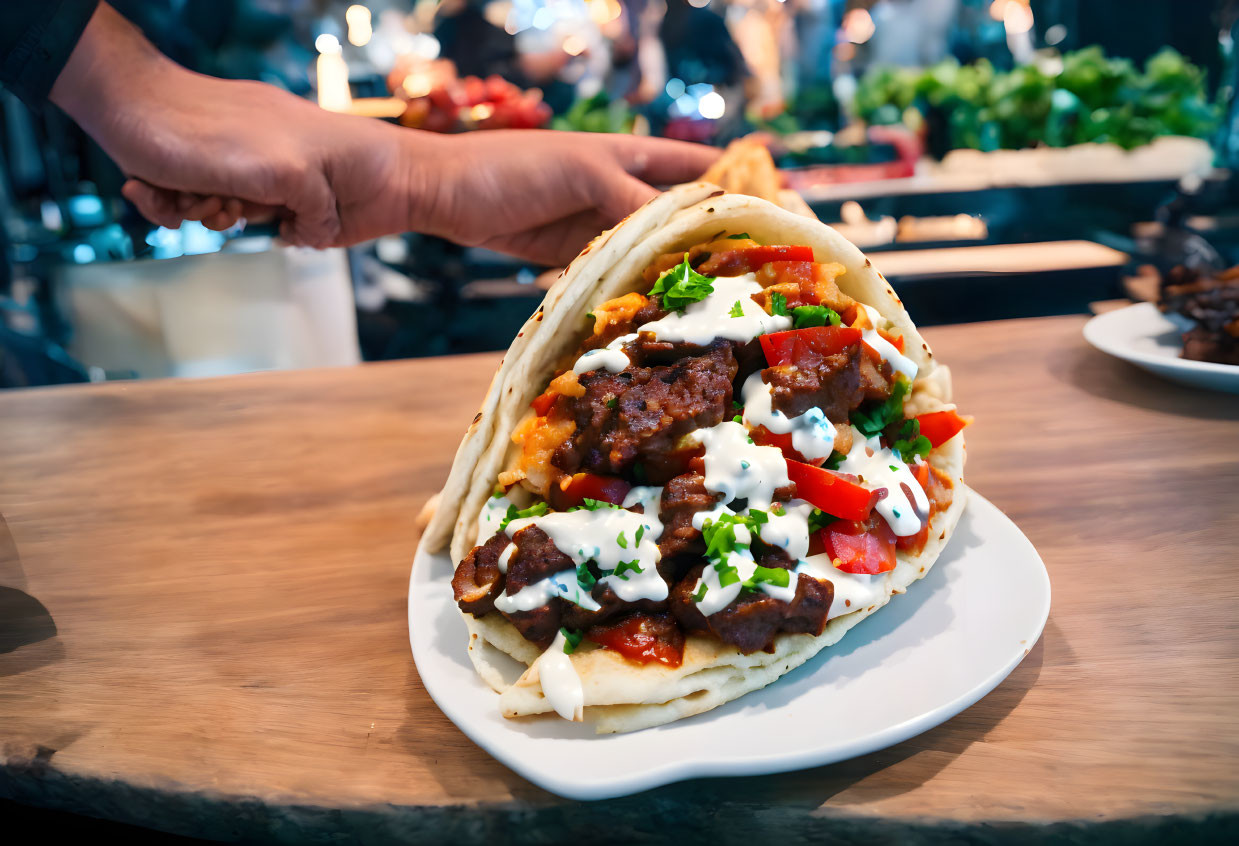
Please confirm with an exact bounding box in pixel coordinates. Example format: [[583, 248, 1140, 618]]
[[1, 0, 101, 108]]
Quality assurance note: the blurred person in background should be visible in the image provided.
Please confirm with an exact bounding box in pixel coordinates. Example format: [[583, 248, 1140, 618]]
[[1, 2, 717, 266]]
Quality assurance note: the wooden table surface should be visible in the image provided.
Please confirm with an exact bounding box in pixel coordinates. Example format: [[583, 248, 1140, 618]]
[[1, 314, 1237, 844]]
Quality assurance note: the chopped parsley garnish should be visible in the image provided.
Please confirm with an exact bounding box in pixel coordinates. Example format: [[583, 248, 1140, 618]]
[[498, 501, 549, 532], [770, 291, 789, 316], [634, 525, 645, 544], [714, 560, 741, 587], [701, 510, 769, 563], [892, 417, 932, 463], [732, 414, 743, 424], [648, 254, 715, 312], [617, 531, 628, 549], [743, 565, 791, 591], [491, 489, 505, 499], [585, 311, 595, 321], [692, 583, 708, 603], [851, 375, 912, 438], [576, 561, 597, 590], [573, 497, 622, 512], [729, 300, 744, 318], [560, 628, 584, 653], [733, 399, 743, 410], [792, 304, 842, 328], [825, 451, 845, 471], [606, 397, 618, 409], [613, 559, 644, 579], [727, 232, 751, 240], [808, 508, 838, 533], [771, 503, 785, 516]]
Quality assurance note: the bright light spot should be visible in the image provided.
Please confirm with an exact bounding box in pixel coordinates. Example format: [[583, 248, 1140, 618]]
[[834, 42, 856, 62], [1045, 23, 1067, 45], [504, 13, 522, 35], [470, 103, 495, 121], [345, 5, 372, 47], [408, 33, 440, 60], [484, 2, 512, 29], [72, 243, 96, 263], [673, 93, 697, 117], [315, 33, 341, 54], [402, 72, 432, 98], [563, 34, 587, 56], [989, 0, 1009, 21], [842, 8, 875, 44], [665, 77, 686, 99], [1003, 1, 1033, 35], [687, 82, 714, 97], [588, 0, 622, 25], [698, 91, 725, 119], [532, 8, 555, 30], [687, 0, 709, 8]]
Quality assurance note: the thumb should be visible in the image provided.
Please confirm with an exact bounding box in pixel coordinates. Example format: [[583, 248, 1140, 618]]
[[279, 168, 341, 248]]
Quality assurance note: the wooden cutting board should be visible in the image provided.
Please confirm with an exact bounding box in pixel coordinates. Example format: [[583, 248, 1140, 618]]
[[1, 315, 1237, 843]]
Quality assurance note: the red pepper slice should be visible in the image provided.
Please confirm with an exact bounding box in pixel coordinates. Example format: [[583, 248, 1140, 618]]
[[819, 519, 897, 575], [588, 613, 684, 667], [915, 409, 971, 448], [759, 326, 862, 367], [558, 473, 631, 508], [786, 460, 877, 521], [531, 389, 558, 417]]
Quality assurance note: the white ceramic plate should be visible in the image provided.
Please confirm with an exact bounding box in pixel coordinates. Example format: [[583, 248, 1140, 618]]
[[1083, 302, 1239, 394], [408, 490, 1050, 800]]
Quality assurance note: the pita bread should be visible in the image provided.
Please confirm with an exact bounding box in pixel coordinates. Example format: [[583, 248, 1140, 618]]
[[422, 186, 967, 732]]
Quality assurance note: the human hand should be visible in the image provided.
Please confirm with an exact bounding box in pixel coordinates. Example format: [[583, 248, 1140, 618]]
[[53, 5, 719, 265]]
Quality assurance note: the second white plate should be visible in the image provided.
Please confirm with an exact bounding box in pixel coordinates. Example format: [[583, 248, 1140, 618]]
[[1083, 302, 1239, 394], [408, 490, 1050, 801]]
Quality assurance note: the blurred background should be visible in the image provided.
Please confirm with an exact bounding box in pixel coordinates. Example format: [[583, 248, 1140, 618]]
[[0, 0, 1234, 388]]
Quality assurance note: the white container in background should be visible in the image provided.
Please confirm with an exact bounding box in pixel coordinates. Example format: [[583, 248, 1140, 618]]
[[56, 244, 360, 380]]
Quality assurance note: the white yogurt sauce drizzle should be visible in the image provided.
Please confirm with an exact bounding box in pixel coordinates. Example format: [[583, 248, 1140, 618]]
[[537, 630, 584, 721], [476, 492, 513, 544], [836, 432, 929, 537], [572, 333, 638, 375], [689, 421, 790, 510], [496, 487, 667, 613], [858, 304, 918, 381], [740, 371, 837, 462], [799, 554, 892, 620], [642, 273, 791, 345]]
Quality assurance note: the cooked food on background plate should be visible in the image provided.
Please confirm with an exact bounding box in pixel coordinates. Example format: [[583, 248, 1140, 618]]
[[1158, 265, 1239, 366], [702, 137, 818, 220], [420, 183, 971, 733]]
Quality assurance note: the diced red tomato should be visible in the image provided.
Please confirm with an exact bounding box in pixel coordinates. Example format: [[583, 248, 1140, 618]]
[[786, 460, 877, 521], [819, 519, 897, 575], [915, 409, 971, 448], [531, 389, 557, 417], [588, 613, 684, 667], [558, 473, 631, 507], [751, 426, 827, 467], [700, 245, 815, 275], [759, 326, 862, 367]]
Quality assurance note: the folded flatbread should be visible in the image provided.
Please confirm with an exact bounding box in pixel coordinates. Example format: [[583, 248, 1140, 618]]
[[422, 184, 968, 733]]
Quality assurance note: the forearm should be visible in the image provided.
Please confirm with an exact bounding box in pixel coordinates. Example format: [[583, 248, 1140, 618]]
[[49, 3, 175, 140]]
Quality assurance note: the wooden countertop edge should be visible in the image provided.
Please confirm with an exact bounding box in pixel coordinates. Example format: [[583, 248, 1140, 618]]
[[4, 756, 1238, 843]]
